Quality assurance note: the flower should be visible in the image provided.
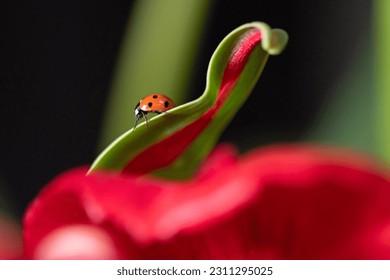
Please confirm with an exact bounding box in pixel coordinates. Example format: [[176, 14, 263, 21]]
[[24, 144, 390, 259], [23, 22, 390, 259], [23, 22, 293, 260]]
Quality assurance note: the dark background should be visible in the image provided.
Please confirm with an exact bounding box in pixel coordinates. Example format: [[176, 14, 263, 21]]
[[0, 0, 371, 216]]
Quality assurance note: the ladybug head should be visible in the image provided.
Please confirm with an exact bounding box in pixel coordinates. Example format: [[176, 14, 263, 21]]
[[134, 102, 141, 119], [133, 101, 148, 129]]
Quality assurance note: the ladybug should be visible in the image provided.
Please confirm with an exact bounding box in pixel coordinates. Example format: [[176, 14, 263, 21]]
[[133, 94, 175, 129]]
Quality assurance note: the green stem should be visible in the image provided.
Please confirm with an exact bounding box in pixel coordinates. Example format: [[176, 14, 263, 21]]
[[374, 0, 390, 164]]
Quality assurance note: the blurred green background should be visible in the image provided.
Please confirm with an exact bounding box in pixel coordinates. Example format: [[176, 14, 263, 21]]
[[0, 0, 388, 217]]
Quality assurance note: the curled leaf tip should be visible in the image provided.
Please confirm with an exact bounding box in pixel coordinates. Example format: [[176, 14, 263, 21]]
[[89, 22, 288, 178], [268, 29, 289, 55], [247, 22, 288, 55]]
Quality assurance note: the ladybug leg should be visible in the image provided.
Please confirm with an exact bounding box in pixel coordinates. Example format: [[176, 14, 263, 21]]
[[133, 118, 138, 130], [143, 113, 149, 127], [133, 114, 142, 130]]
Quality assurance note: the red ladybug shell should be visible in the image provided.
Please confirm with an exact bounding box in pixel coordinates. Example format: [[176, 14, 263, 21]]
[[133, 94, 175, 129], [139, 94, 175, 113]]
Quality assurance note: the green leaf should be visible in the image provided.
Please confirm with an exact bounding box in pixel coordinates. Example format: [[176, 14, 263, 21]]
[[89, 22, 288, 178]]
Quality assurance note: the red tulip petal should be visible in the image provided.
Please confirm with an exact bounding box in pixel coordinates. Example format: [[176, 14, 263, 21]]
[[24, 145, 390, 259]]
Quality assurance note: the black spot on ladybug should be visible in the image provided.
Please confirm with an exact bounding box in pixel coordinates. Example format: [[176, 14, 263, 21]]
[[153, 95, 158, 99], [148, 102, 153, 108], [164, 101, 169, 108]]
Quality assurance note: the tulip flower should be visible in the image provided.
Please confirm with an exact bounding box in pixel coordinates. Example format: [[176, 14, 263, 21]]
[[23, 22, 390, 259], [24, 144, 390, 259]]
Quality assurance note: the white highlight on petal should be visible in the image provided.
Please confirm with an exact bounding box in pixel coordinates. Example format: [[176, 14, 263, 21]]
[[34, 225, 118, 260]]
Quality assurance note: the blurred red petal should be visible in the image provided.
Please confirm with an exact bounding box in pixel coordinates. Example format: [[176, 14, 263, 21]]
[[24, 145, 390, 259]]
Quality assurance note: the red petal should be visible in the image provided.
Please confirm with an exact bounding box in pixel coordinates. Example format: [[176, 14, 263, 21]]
[[238, 145, 390, 259], [24, 145, 390, 259]]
